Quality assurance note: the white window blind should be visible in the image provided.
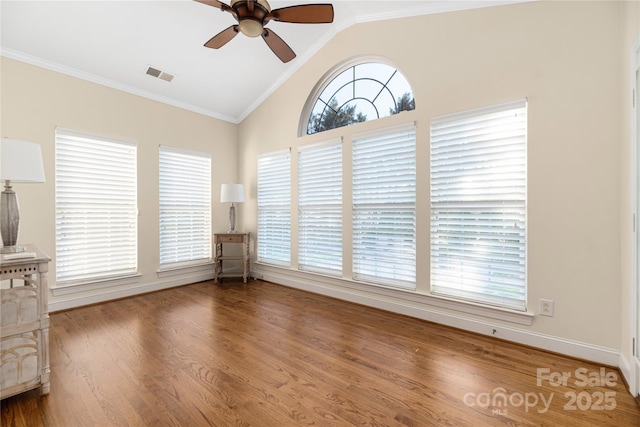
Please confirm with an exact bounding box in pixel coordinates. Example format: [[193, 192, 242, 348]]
[[430, 99, 527, 310], [159, 146, 212, 267], [352, 123, 416, 289], [55, 128, 138, 285], [257, 149, 291, 266], [298, 139, 342, 275]]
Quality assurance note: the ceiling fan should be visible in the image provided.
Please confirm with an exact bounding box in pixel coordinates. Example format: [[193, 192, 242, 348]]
[[195, 0, 334, 63]]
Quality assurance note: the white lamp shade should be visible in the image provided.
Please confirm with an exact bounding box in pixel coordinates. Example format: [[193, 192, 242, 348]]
[[1, 138, 46, 183], [220, 183, 245, 203]]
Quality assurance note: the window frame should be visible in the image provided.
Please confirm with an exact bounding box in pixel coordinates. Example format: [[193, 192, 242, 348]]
[[299, 56, 415, 136], [429, 99, 528, 311], [257, 148, 292, 267], [158, 145, 212, 270], [54, 127, 138, 287], [297, 138, 343, 276], [352, 122, 417, 289]]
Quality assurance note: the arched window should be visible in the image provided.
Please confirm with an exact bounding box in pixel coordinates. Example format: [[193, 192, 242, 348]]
[[303, 60, 415, 135]]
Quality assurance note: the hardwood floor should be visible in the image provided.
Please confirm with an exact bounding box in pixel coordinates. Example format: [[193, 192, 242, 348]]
[[2, 280, 639, 426]]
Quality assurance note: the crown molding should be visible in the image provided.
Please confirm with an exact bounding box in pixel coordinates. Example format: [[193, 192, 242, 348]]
[[1, 47, 239, 124]]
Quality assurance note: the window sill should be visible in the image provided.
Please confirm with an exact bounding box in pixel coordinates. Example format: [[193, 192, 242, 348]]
[[157, 261, 213, 278], [52, 274, 142, 296], [254, 263, 534, 326]]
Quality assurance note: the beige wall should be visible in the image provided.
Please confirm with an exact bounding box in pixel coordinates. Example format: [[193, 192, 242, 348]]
[[239, 1, 626, 353], [1, 57, 238, 308]]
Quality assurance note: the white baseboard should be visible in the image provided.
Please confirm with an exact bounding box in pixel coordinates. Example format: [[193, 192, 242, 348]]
[[620, 352, 640, 396], [48, 272, 214, 313], [619, 353, 635, 394], [253, 265, 621, 369]]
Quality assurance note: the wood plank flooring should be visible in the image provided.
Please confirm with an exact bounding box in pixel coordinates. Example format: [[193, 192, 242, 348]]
[[2, 280, 639, 426]]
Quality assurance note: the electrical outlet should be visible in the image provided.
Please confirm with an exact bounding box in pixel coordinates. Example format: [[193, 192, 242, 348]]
[[539, 299, 554, 317]]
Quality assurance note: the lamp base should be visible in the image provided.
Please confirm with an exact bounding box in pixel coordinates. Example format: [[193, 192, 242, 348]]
[[228, 203, 237, 233], [0, 245, 26, 254], [1, 181, 20, 249]]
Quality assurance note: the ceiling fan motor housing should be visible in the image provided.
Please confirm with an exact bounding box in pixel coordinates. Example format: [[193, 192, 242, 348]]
[[232, 0, 271, 37]]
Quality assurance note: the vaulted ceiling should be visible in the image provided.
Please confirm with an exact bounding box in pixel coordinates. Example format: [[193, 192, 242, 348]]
[[1, 1, 526, 123]]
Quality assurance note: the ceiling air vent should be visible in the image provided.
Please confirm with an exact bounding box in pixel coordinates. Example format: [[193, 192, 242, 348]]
[[158, 72, 174, 82], [146, 66, 174, 83]]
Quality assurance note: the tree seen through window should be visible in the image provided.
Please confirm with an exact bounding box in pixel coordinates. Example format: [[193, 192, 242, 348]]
[[307, 62, 415, 135]]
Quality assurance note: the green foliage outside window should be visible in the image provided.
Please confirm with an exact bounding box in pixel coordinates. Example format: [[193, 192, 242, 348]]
[[306, 62, 415, 135]]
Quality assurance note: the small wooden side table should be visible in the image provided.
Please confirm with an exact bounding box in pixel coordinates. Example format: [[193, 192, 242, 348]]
[[213, 232, 250, 283], [0, 245, 51, 399]]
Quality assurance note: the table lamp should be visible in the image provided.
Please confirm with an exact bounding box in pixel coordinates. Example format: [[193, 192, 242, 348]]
[[1, 138, 46, 253], [220, 183, 244, 233]]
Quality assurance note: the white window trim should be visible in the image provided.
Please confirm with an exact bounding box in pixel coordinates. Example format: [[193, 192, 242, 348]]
[[298, 137, 343, 276], [628, 33, 640, 397], [55, 127, 138, 287], [158, 145, 212, 269], [352, 122, 417, 289], [257, 148, 292, 267], [430, 99, 528, 311], [254, 263, 534, 326], [157, 262, 214, 278], [299, 55, 415, 137], [51, 274, 142, 296]]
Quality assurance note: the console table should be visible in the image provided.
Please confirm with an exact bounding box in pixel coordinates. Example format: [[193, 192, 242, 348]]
[[0, 245, 51, 399], [213, 232, 250, 284]]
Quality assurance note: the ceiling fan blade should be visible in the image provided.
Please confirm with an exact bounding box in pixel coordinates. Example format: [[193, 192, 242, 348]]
[[267, 4, 334, 24], [194, 0, 236, 18], [204, 25, 239, 49], [262, 28, 296, 63], [194, 0, 229, 11]]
